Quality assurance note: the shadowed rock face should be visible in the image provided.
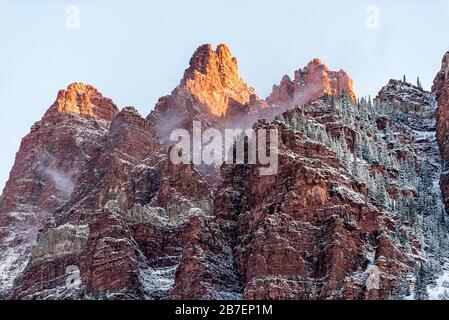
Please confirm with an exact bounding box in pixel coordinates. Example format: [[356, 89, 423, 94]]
[[215, 117, 414, 300], [433, 53, 449, 161], [9, 103, 227, 300], [378, 80, 436, 115], [433, 53, 449, 211]]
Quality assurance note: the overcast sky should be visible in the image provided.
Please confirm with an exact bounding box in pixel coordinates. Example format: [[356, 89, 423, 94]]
[[1, 0, 449, 191]]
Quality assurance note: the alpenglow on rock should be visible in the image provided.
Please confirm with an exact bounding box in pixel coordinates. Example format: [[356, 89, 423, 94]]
[[267, 58, 356, 110], [148, 44, 256, 138]]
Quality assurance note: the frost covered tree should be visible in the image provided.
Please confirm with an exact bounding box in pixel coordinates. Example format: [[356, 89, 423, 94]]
[[414, 264, 429, 300], [351, 157, 360, 182], [373, 174, 388, 210]]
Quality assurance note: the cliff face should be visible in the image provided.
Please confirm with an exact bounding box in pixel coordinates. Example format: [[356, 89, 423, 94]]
[[215, 77, 444, 299], [11, 104, 226, 299], [0, 83, 119, 298], [1, 45, 449, 300], [433, 52, 449, 212], [215, 122, 409, 299], [183, 44, 255, 118], [374, 80, 447, 301], [1, 83, 118, 215], [433, 52, 449, 161]]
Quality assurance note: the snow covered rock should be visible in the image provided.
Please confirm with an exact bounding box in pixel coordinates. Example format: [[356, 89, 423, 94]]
[[0, 83, 118, 298], [2, 45, 449, 301]]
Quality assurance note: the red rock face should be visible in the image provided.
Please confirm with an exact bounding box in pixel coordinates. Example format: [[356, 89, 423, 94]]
[[148, 44, 256, 139], [0, 83, 118, 298], [214, 118, 414, 300], [1, 83, 118, 215], [54, 82, 117, 121], [267, 58, 356, 110], [433, 53, 449, 159], [10, 104, 236, 299], [2, 45, 448, 301], [147, 45, 359, 187], [433, 52, 449, 210], [149, 47, 356, 143]]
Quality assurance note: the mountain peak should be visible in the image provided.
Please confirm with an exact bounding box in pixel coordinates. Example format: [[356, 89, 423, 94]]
[[186, 44, 215, 75], [182, 43, 254, 117], [182, 43, 245, 93], [49, 82, 118, 121], [307, 58, 324, 67], [267, 58, 356, 108], [185, 43, 237, 78], [441, 51, 449, 79], [375, 79, 435, 115], [432, 51, 449, 99], [149, 43, 255, 134]]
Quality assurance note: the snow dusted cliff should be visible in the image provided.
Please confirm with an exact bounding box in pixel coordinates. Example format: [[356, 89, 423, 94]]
[[1, 46, 449, 300]]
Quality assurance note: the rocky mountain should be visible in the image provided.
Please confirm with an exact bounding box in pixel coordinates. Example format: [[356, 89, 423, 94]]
[[267, 58, 356, 110], [211, 75, 448, 299], [8, 104, 226, 299], [148, 44, 257, 140], [147, 44, 356, 139], [0, 83, 118, 298], [1, 45, 449, 300]]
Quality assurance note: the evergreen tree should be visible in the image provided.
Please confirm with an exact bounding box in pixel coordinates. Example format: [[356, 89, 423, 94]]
[[417, 77, 422, 89], [351, 157, 360, 182], [374, 174, 388, 210], [414, 264, 429, 300], [291, 114, 298, 130], [402, 152, 416, 187]]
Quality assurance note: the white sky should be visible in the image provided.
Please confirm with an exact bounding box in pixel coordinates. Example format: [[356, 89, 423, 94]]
[[1, 0, 449, 191]]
